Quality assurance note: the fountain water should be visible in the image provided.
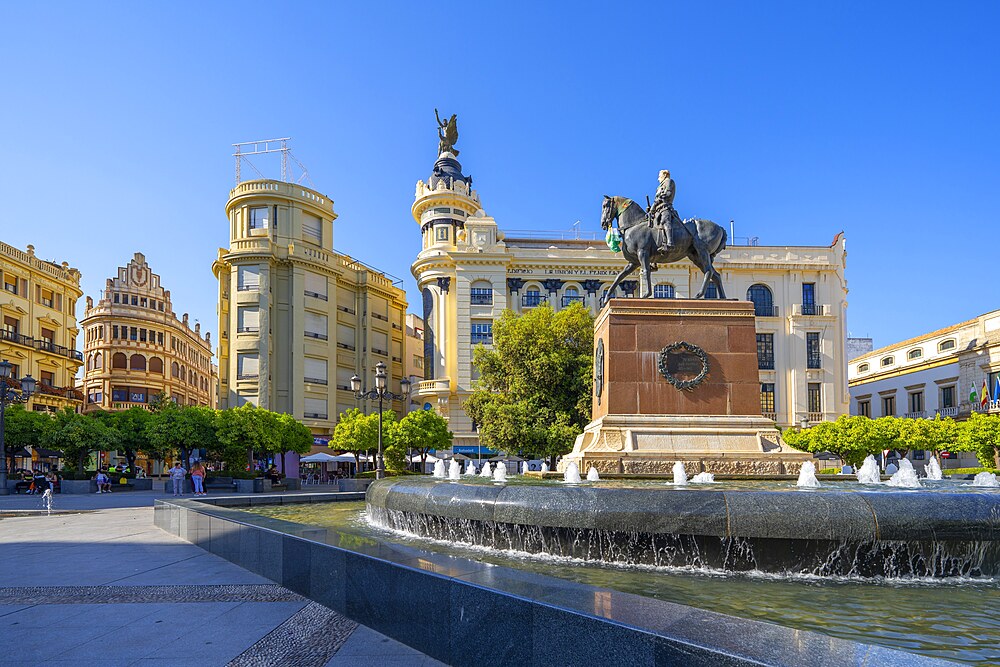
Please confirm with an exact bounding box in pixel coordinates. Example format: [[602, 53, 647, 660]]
[[464, 461, 477, 476], [796, 461, 821, 488], [432, 459, 446, 478], [563, 462, 582, 483], [671, 461, 688, 486], [41, 488, 53, 516], [973, 471, 1000, 487], [886, 458, 921, 488], [479, 462, 493, 478], [541, 462, 549, 473], [856, 455, 881, 484], [493, 463, 507, 483], [586, 466, 601, 481], [925, 457, 943, 480], [448, 460, 461, 480], [689, 472, 715, 483]]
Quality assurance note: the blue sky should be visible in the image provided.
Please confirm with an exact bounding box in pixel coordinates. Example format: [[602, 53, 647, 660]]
[[1, 2, 997, 351]]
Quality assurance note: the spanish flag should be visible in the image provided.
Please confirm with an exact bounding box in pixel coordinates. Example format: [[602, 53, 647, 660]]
[[982, 378, 990, 409]]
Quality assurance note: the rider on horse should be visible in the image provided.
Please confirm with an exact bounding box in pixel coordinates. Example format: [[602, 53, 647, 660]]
[[647, 169, 683, 252]]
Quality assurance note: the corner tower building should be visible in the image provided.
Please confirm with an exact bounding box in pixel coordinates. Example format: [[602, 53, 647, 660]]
[[214, 179, 408, 444]]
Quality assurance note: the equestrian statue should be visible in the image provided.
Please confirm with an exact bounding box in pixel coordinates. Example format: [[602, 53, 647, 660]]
[[601, 169, 728, 305]]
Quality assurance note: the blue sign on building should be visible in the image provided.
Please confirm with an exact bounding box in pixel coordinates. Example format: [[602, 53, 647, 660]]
[[452, 445, 498, 457], [313, 436, 330, 446]]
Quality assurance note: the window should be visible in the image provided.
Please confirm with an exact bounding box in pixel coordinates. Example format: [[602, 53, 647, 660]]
[[941, 386, 956, 409], [522, 289, 543, 308], [139, 329, 147, 342], [87, 389, 103, 404], [760, 383, 775, 415], [248, 206, 269, 230], [747, 284, 774, 317], [39, 287, 54, 308], [237, 354, 259, 380], [304, 397, 328, 420], [237, 266, 260, 291], [131, 295, 138, 306], [882, 395, 896, 417], [908, 391, 924, 414], [3, 274, 18, 294], [802, 283, 816, 315], [302, 214, 323, 245], [128, 327, 137, 341], [304, 312, 328, 340], [40, 370, 55, 386], [857, 363, 869, 374], [304, 272, 328, 301], [171, 361, 179, 378], [858, 400, 871, 418], [471, 322, 493, 344], [470, 286, 494, 305], [112, 387, 128, 402], [237, 307, 260, 333], [94, 352, 103, 370], [157, 332, 163, 345], [806, 332, 821, 369], [149, 357, 163, 374], [653, 284, 675, 299], [938, 339, 956, 352], [140, 297, 147, 308], [3, 316, 18, 334], [129, 389, 147, 403], [414, 355, 423, 369], [907, 348, 922, 360], [705, 282, 718, 299], [305, 357, 328, 384], [989, 371, 1000, 404], [39, 328, 55, 351], [756, 333, 774, 370], [435, 226, 449, 241], [808, 383, 822, 414], [130, 354, 146, 371], [112, 325, 119, 339], [881, 356, 894, 367], [112, 352, 127, 369], [113, 292, 120, 303], [561, 287, 584, 307]]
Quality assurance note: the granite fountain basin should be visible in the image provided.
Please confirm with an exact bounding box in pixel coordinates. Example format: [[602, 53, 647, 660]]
[[366, 477, 1000, 578]]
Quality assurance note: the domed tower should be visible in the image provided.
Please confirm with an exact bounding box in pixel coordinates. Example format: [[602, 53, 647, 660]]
[[410, 114, 508, 451]]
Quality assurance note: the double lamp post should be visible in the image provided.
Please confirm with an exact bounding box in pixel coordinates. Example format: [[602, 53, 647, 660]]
[[0, 359, 37, 496], [351, 360, 410, 480]]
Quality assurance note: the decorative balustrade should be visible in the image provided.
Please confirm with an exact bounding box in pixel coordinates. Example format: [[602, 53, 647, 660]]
[[414, 378, 450, 394], [935, 406, 959, 417]]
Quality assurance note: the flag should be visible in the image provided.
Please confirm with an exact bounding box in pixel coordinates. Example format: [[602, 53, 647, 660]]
[[982, 378, 990, 409], [994, 376, 1000, 402], [971, 383, 978, 404]]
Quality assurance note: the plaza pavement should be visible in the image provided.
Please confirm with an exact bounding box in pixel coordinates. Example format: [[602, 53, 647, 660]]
[[0, 489, 445, 667]]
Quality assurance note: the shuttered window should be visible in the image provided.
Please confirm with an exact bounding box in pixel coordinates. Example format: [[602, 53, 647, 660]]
[[238, 307, 260, 332], [337, 324, 355, 351], [304, 272, 328, 300], [302, 215, 323, 245], [372, 331, 389, 356], [336, 289, 356, 314], [336, 366, 355, 391], [237, 354, 259, 379], [304, 397, 328, 419], [238, 266, 260, 290], [304, 312, 328, 340], [304, 357, 328, 384]]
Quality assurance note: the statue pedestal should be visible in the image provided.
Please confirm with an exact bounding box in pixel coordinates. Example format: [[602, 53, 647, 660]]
[[560, 298, 809, 475]]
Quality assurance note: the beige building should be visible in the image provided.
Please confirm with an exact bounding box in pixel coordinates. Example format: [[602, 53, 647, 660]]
[[80, 252, 216, 412], [213, 179, 408, 445], [404, 313, 426, 413], [0, 241, 84, 412], [411, 151, 850, 450]]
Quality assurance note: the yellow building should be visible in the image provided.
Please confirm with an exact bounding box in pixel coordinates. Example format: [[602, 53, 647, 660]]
[[411, 150, 850, 450], [213, 179, 408, 445], [0, 241, 83, 412], [404, 313, 426, 413], [80, 252, 216, 412]]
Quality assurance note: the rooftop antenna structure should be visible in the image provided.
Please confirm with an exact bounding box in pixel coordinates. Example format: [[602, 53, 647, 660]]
[[232, 138, 314, 188]]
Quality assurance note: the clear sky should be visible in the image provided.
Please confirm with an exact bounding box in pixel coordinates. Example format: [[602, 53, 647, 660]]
[[1, 2, 997, 354]]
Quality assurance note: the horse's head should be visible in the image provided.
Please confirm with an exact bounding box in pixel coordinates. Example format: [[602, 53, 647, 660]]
[[600, 195, 616, 231]]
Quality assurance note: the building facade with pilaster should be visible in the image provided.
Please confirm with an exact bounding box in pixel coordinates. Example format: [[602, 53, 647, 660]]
[[411, 151, 850, 450]]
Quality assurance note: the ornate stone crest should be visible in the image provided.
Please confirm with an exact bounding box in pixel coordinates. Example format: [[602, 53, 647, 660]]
[[657, 341, 709, 390], [594, 337, 604, 405]]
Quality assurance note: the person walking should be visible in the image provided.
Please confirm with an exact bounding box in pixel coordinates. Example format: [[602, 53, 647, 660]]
[[168, 462, 187, 496], [190, 461, 206, 496]]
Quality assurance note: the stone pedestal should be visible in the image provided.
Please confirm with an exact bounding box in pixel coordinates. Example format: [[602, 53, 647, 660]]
[[561, 298, 809, 475]]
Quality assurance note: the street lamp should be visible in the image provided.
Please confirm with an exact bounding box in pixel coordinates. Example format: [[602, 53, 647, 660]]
[[0, 359, 37, 496], [351, 361, 411, 480]]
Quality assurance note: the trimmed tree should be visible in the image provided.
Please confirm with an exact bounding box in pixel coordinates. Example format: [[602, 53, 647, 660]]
[[2, 404, 52, 474], [394, 409, 452, 468]]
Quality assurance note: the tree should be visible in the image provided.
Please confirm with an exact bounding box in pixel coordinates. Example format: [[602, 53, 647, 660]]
[[898, 414, 963, 464], [2, 404, 51, 473], [214, 404, 278, 471], [44, 408, 117, 472], [146, 403, 218, 470], [275, 413, 313, 472], [784, 415, 903, 468], [394, 409, 452, 467], [95, 407, 152, 473], [330, 408, 374, 471], [956, 412, 1000, 468], [465, 302, 593, 466]]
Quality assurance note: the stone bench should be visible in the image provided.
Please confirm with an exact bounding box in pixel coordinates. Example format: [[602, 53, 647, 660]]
[[204, 477, 236, 491]]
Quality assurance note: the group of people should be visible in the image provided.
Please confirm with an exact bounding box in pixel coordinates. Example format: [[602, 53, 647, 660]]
[[23, 471, 58, 495], [167, 461, 208, 496]]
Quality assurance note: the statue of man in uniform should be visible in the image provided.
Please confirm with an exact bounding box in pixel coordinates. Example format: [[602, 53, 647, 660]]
[[648, 169, 681, 251]]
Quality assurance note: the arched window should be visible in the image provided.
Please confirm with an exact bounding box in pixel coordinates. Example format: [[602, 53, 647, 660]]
[[705, 282, 719, 299], [881, 356, 894, 367], [653, 284, 675, 299], [94, 352, 102, 370], [938, 339, 956, 352], [180, 364, 186, 381], [129, 354, 146, 371], [86, 354, 93, 372], [907, 348, 922, 360], [112, 352, 127, 369], [747, 284, 774, 317], [857, 363, 870, 373], [149, 357, 163, 374], [470, 280, 493, 306], [171, 361, 179, 378]]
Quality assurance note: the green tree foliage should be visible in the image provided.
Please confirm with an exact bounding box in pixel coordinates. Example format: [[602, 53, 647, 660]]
[[394, 409, 452, 466], [330, 407, 405, 473], [465, 302, 593, 465], [145, 403, 218, 468], [277, 413, 314, 456], [956, 412, 1000, 468], [2, 404, 52, 473], [43, 408, 118, 472], [93, 407, 152, 473], [214, 404, 278, 471]]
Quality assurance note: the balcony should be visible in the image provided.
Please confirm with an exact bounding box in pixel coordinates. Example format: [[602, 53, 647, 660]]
[[305, 377, 328, 385], [470, 294, 493, 306], [762, 412, 777, 422], [522, 294, 546, 308], [111, 401, 153, 411], [807, 412, 824, 423], [304, 332, 328, 341], [336, 342, 356, 351], [304, 412, 328, 420], [237, 327, 260, 334], [561, 295, 585, 308], [903, 411, 927, 419], [237, 374, 259, 381], [471, 334, 492, 345], [758, 357, 775, 370], [237, 284, 259, 292], [935, 406, 959, 417], [413, 378, 450, 396], [794, 304, 830, 317], [1, 329, 33, 347], [305, 290, 328, 301], [754, 305, 779, 317], [1, 330, 82, 361]]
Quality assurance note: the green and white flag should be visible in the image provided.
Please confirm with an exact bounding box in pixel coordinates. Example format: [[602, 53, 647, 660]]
[[970, 383, 978, 404]]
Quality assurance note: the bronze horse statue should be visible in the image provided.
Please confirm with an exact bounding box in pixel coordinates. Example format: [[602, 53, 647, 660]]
[[600, 196, 728, 305]]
